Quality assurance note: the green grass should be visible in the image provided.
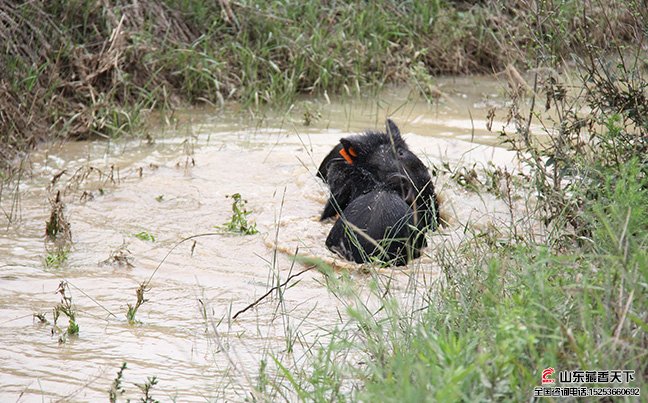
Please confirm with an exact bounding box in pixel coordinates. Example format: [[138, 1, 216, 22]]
[[1, 0, 644, 168], [254, 159, 646, 401]]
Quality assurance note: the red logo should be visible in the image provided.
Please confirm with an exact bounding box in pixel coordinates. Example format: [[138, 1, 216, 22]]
[[542, 367, 556, 384]]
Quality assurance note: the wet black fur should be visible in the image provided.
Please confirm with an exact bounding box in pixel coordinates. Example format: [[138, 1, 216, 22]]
[[326, 189, 419, 266], [318, 119, 439, 265]]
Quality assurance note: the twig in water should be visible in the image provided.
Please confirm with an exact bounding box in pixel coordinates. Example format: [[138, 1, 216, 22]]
[[233, 251, 315, 320]]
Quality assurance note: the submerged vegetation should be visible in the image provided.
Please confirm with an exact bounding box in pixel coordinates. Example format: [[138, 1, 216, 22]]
[[126, 282, 149, 324], [133, 231, 156, 242], [44, 190, 72, 268], [52, 281, 80, 343]]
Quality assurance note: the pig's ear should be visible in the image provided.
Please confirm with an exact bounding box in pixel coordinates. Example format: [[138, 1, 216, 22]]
[[339, 138, 359, 165], [385, 119, 401, 140]]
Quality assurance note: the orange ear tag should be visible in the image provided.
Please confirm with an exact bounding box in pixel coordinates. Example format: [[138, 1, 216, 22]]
[[339, 146, 357, 164]]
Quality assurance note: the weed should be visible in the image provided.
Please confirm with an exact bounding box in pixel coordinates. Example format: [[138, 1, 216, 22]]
[[44, 249, 70, 269], [33, 312, 49, 324], [136, 376, 159, 403], [255, 359, 269, 397], [126, 283, 149, 324], [302, 103, 321, 127], [100, 243, 134, 268], [108, 362, 161, 403], [450, 165, 482, 193], [409, 61, 443, 104], [44, 190, 72, 269], [108, 362, 127, 403], [45, 190, 72, 244], [499, 40, 647, 246], [52, 281, 79, 343], [133, 231, 156, 242], [0, 161, 24, 225], [219, 193, 258, 235]]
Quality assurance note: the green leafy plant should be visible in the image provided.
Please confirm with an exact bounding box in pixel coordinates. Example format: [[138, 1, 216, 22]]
[[108, 362, 127, 403], [133, 231, 156, 242], [136, 376, 159, 403], [44, 249, 70, 268], [52, 281, 79, 343], [220, 193, 258, 235], [108, 362, 161, 403]]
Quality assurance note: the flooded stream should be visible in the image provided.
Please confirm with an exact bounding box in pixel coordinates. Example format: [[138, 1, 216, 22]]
[[0, 77, 539, 401]]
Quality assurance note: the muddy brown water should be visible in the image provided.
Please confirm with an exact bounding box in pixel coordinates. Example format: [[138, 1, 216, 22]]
[[0, 77, 541, 401]]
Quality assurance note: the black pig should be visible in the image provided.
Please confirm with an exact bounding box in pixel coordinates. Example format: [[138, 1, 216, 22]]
[[319, 119, 439, 229], [326, 181, 426, 266], [319, 119, 439, 264]]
